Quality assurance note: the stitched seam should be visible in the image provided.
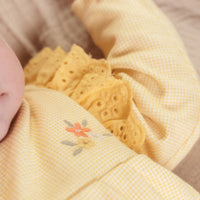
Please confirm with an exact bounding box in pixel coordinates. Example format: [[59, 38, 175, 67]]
[[66, 155, 136, 200]]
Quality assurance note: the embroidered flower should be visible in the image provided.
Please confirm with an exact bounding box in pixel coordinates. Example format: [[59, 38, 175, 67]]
[[62, 119, 113, 156], [87, 132, 103, 140], [77, 138, 95, 149], [66, 122, 91, 137]]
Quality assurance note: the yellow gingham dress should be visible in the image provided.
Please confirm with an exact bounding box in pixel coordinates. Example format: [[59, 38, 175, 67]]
[[24, 44, 147, 153], [1, 0, 200, 199]]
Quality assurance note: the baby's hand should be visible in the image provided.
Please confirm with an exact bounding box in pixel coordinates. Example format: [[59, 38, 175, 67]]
[[0, 37, 25, 141]]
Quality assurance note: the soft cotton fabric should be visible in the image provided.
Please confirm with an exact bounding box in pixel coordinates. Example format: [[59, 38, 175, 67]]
[[0, 86, 199, 199], [24, 44, 146, 152], [0, 0, 200, 199], [72, 0, 200, 170]]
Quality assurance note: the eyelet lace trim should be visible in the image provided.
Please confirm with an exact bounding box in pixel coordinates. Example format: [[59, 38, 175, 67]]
[[24, 44, 146, 151]]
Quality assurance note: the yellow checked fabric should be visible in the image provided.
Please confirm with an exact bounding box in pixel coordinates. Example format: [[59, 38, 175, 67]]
[[72, 0, 200, 170], [0, 86, 199, 199], [1, 0, 200, 199], [24, 45, 146, 152]]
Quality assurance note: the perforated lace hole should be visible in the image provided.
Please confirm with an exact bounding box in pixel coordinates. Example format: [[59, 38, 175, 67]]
[[113, 95, 118, 101], [64, 61, 68, 65], [114, 108, 118, 113], [111, 130, 114, 133], [69, 70, 74, 74], [123, 134, 127, 140], [101, 69, 104, 73], [97, 101, 102, 107], [104, 111, 108, 116], [120, 126, 124, 131], [62, 79, 66, 82], [80, 91, 83, 95]]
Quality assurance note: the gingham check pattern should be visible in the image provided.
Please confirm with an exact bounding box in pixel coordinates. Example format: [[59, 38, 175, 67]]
[[0, 0, 200, 199], [0, 86, 199, 199], [73, 0, 200, 170]]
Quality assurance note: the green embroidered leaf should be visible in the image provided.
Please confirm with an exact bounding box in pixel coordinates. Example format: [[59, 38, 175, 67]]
[[61, 140, 77, 146], [63, 120, 74, 127], [73, 147, 83, 156], [82, 120, 88, 127], [103, 134, 113, 136]]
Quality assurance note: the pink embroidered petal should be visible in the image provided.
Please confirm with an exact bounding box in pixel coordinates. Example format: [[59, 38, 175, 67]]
[[74, 123, 82, 129], [66, 127, 76, 132], [82, 128, 92, 132], [75, 131, 88, 137]]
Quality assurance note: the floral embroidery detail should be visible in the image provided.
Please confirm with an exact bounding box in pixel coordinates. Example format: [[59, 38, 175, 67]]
[[66, 122, 91, 137], [61, 119, 113, 156], [87, 132, 103, 140], [77, 138, 95, 149]]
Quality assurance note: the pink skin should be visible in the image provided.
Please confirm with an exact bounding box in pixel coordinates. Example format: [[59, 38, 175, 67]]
[[0, 0, 75, 141], [0, 38, 25, 141]]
